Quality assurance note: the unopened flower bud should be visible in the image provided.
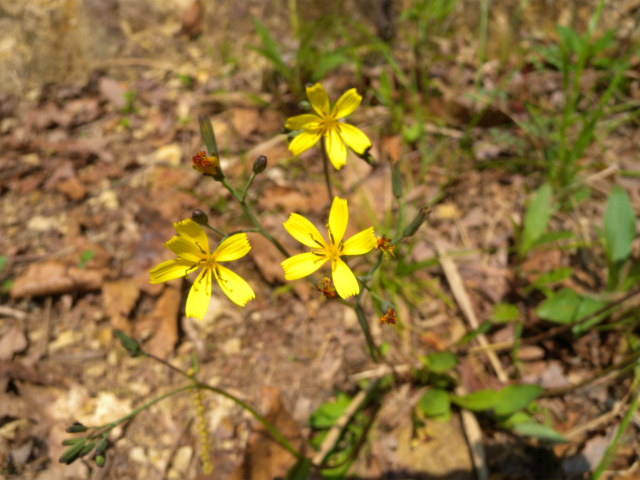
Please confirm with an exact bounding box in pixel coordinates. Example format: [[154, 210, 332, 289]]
[[402, 207, 430, 238], [59, 439, 86, 464], [252, 155, 267, 174], [65, 422, 88, 433], [391, 161, 402, 199], [192, 151, 225, 181], [354, 147, 376, 166], [95, 438, 108, 456], [191, 209, 208, 225]]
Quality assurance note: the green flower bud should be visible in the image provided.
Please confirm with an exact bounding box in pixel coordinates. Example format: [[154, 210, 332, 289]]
[[191, 209, 209, 225], [95, 438, 108, 456], [391, 161, 402, 199], [59, 439, 86, 464], [62, 438, 85, 446], [114, 330, 142, 357], [402, 207, 430, 238], [79, 442, 95, 457], [95, 454, 106, 467], [65, 422, 88, 433], [354, 147, 376, 166], [252, 155, 267, 174]]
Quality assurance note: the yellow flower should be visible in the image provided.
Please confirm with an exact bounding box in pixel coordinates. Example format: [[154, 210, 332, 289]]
[[285, 83, 371, 171], [149, 219, 255, 320], [281, 197, 376, 298]]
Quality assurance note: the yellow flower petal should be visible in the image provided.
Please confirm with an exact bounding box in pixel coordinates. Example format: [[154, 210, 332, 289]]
[[289, 130, 322, 156], [214, 233, 251, 262], [306, 83, 330, 117], [333, 88, 362, 119], [149, 258, 196, 284], [164, 237, 207, 263], [339, 123, 371, 155], [325, 129, 347, 170], [214, 264, 255, 306], [342, 227, 376, 255], [173, 219, 210, 254], [332, 258, 359, 298], [285, 113, 323, 131], [283, 213, 328, 249], [328, 197, 348, 245], [282, 252, 327, 280], [186, 267, 212, 321]]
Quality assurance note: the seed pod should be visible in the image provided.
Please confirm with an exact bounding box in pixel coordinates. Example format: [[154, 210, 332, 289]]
[[95, 438, 108, 456], [95, 454, 106, 467], [79, 442, 95, 457], [65, 422, 88, 434], [62, 438, 85, 446], [59, 439, 86, 464]]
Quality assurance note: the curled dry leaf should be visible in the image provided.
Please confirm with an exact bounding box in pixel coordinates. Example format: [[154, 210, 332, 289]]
[[10, 260, 105, 299]]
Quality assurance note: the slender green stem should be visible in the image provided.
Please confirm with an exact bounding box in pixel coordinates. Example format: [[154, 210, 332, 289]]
[[241, 172, 257, 203], [355, 289, 381, 363], [221, 178, 291, 259], [93, 385, 194, 430], [226, 228, 260, 237], [321, 140, 334, 202], [203, 224, 226, 237], [196, 383, 302, 460], [361, 283, 384, 304]]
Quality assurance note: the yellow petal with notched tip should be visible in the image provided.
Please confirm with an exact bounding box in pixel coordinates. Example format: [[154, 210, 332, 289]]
[[185, 267, 212, 321], [328, 197, 348, 246], [342, 227, 376, 256], [285, 113, 323, 131], [214, 233, 251, 262], [281, 252, 327, 280], [333, 88, 362, 119], [283, 213, 328, 249], [289, 130, 322, 156], [339, 123, 371, 155], [332, 258, 359, 298], [306, 83, 330, 117], [164, 236, 207, 263], [149, 258, 197, 284], [214, 264, 255, 306], [325, 128, 347, 170], [173, 219, 210, 254]]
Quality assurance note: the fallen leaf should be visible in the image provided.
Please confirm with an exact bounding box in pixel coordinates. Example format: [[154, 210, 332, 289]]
[[229, 387, 305, 480], [231, 108, 259, 139], [55, 177, 87, 200], [381, 135, 402, 162], [145, 285, 181, 359], [102, 279, 140, 333], [180, 0, 203, 39], [10, 261, 105, 298], [99, 77, 127, 110], [0, 325, 28, 361]]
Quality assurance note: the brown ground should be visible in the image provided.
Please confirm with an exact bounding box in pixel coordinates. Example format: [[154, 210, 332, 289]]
[[2, 1, 640, 479]]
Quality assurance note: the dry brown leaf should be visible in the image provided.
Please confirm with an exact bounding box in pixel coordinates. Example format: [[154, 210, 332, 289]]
[[381, 135, 402, 162], [180, 0, 203, 39], [145, 285, 181, 359], [10, 261, 105, 298], [0, 325, 28, 361], [55, 176, 87, 200], [229, 387, 305, 480], [231, 108, 259, 139], [102, 279, 140, 333]]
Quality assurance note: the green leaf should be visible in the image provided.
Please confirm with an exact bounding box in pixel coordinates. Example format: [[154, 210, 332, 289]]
[[520, 183, 553, 256], [604, 186, 636, 288], [0, 255, 7, 274], [418, 389, 451, 419], [312, 52, 350, 81], [535, 288, 581, 324], [285, 457, 312, 480], [493, 384, 543, 416], [533, 230, 574, 247], [499, 411, 532, 427], [570, 296, 609, 334], [528, 267, 573, 290], [78, 250, 95, 269], [198, 115, 219, 158], [309, 393, 351, 429], [451, 389, 500, 411], [556, 24, 584, 57], [423, 352, 458, 373], [456, 321, 492, 346], [512, 421, 568, 444], [251, 19, 287, 74], [490, 303, 519, 323]]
